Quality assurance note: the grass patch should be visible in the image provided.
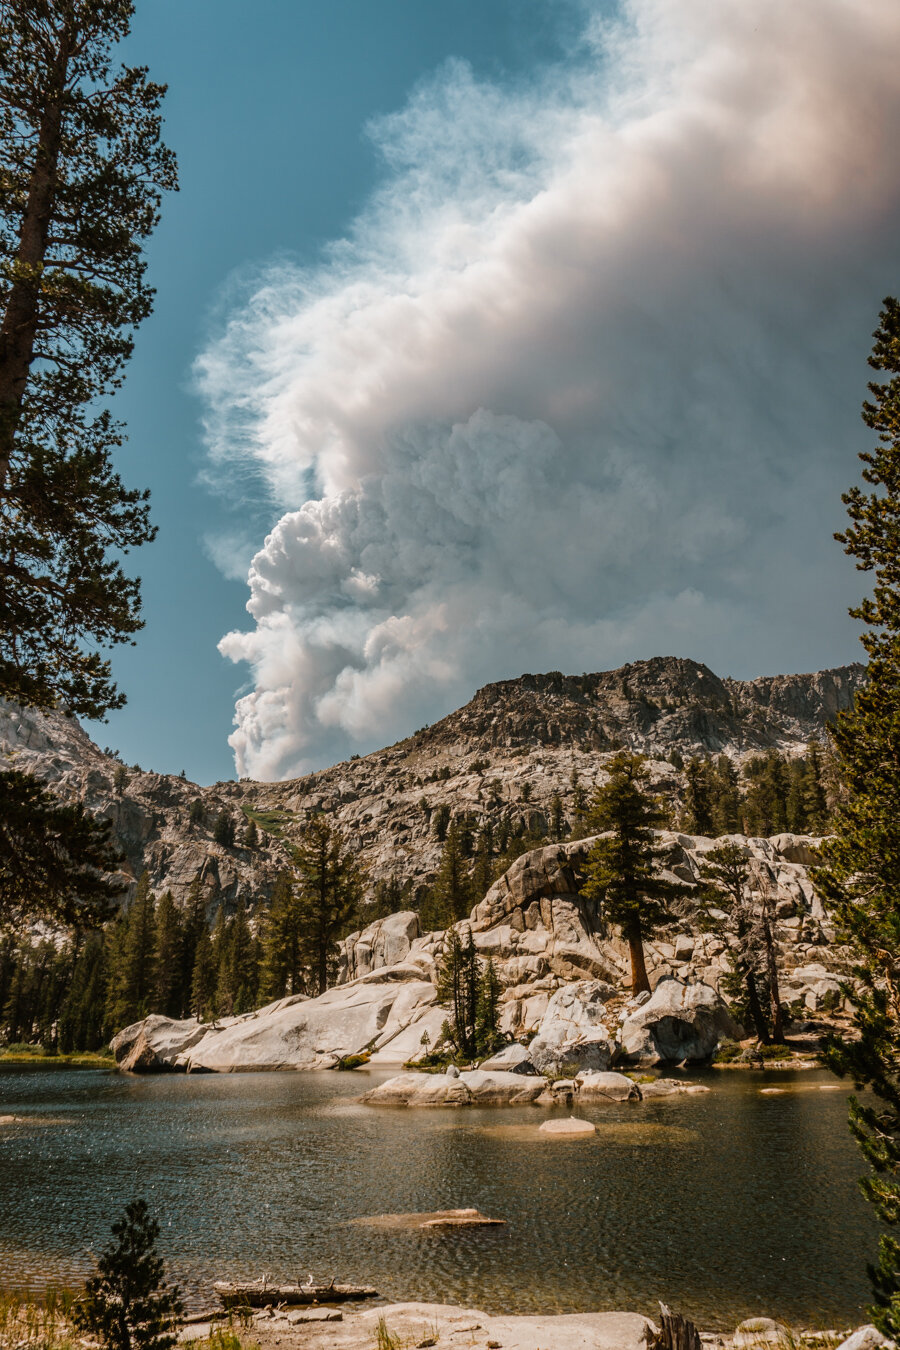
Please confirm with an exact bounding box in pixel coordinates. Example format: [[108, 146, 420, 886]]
[[240, 805, 294, 837], [190, 1328, 260, 1350], [335, 1052, 371, 1070], [0, 1048, 112, 1068], [756, 1042, 795, 1061], [0, 1287, 79, 1350], [375, 1316, 405, 1350], [713, 1039, 743, 1064]]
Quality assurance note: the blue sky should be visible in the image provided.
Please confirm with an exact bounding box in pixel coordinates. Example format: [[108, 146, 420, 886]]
[[92, 0, 900, 785], [92, 0, 583, 782]]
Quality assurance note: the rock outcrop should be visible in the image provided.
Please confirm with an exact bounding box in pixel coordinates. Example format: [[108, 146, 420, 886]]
[[113, 823, 854, 1074], [619, 978, 740, 1065], [111, 967, 448, 1073], [0, 657, 863, 911]]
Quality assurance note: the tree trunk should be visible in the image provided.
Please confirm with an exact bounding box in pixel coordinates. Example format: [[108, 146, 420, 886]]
[[0, 27, 70, 491], [745, 972, 771, 1044], [627, 922, 651, 995], [760, 890, 785, 1043]]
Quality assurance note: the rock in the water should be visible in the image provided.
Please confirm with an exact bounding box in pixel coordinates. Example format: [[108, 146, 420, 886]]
[[576, 1070, 641, 1101], [350, 1209, 505, 1230], [361, 1069, 548, 1107], [539, 1116, 596, 1136], [620, 977, 738, 1065], [639, 1078, 710, 1097]]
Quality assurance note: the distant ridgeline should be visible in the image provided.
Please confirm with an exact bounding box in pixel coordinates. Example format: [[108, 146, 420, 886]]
[[0, 657, 863, 911], [0, 657, 863, 1056]]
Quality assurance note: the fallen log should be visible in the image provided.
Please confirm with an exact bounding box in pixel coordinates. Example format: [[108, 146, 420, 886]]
[[213, 1279, 378, 1308]]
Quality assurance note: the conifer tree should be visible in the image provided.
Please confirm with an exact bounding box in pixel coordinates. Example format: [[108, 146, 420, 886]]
[[152, 892, 182, 1018], [814, 297, 900, 1336], [260, 870, 304, 1000], [430, 821, 474, 927], [190, 926, 216, 1023], [699, 842, 771, 1043], [291, 815, 364, 997], [0, 769, 124, 929], [682, 758, 714, 835], [58, 930, 107, 1051], [801, 741, 829, 833], [581, 752, 684, 994], [74, 1198, 181, 1350], [0, 1, 177, 720], [105, 871, 156, 1032], [710, 755, 742, 834]]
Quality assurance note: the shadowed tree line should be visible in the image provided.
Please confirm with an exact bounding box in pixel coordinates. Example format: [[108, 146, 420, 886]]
[[0, 815, 364, 1053]]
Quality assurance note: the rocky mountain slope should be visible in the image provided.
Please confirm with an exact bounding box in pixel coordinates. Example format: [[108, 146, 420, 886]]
[[0, 657, 864, 914], [111, 827, 851, 1074]]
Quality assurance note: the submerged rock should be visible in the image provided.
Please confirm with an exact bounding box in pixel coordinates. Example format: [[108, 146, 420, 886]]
[[539, 1116, 596, 1136]]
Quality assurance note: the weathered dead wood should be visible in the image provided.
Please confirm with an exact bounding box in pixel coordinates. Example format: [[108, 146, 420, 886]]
[[213, 1279, 378, 1308], [650, 1303, 703, 1350]]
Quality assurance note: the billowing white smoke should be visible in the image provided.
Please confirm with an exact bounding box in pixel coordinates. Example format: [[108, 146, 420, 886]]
[[197, 0, 900, 780]]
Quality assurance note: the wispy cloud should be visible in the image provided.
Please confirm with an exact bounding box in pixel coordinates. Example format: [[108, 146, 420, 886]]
[[196, 0, 900, 780]]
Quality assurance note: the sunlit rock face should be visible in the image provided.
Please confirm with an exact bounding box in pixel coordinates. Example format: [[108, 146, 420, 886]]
[[0, 658, 863, 914]]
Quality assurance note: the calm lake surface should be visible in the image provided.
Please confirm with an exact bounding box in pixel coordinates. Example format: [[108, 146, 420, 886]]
[[0, 1065, 879, 1330]]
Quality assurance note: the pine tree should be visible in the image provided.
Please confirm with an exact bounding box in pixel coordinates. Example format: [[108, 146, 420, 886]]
[[814, 297, 900, 1336], [243, 816, 259, 850], [430, 821, 474, 928], [710, 755, 742, 834], [178, 876, 207, 1018], [436, 927, 480, 1060], [682, 758, 714, 835], [74, 1198, 181, 1350], [105, 872, 156, 1032], [0, 768, 124, 929], [259, 870, 303, 1001], [58, 930, 107, 1051], [742, 752, 790, 836], [475, 955, 503, 1057], [190, 927, 216, 1024], [225, 897, 257, 1015], [188, 799, 204, 828], [581, 752, 684, 994], [152, 892, 182, 1018], [0, 2, 177, 720], [292, 816, 365, 997], [801, 741, 829, 833], [213, 812, 235, 848], [699, 842, 771, 1043]]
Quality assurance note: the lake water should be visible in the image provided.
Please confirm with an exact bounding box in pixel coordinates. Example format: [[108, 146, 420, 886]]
[[0, 1065, 879, 1330]]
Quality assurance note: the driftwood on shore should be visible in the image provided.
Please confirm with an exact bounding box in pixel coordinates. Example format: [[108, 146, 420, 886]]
[[213, 1278, 378, 1308]]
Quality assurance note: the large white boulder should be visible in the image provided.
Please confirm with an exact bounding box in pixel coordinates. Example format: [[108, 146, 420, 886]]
[[576, 1070, 642, 1102], [112, 966, 442, 1073], [620, 977, 737, 1065], [528, 980, 618, 1076]]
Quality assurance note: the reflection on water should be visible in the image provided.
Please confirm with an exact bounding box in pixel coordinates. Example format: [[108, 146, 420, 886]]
[[0, 1065, 879, 1329]]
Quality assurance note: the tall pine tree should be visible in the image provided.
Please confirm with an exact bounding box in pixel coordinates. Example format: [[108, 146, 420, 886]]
[[581, 753, 683, 994], [814, 297, 900, 1336]]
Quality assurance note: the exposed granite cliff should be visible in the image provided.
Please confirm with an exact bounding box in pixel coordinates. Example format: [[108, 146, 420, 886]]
[[0, 657, 863, 913]]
